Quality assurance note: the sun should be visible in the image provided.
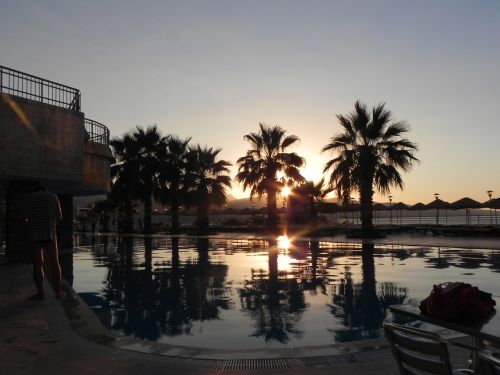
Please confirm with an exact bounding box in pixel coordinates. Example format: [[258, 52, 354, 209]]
[[277, 235, 291, 250], [282, 186, 291, 197]]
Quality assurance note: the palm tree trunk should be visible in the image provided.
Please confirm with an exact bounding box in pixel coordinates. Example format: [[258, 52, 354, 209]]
[[170, 196, 179, 234], [197, 201, 210, 236], [143, 196, 152, 234], [360, 242, 383, 328], [360, 180, 374, 231], [266, 188, 278, 229]]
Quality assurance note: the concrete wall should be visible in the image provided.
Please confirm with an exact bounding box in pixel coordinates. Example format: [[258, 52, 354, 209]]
[[77, 142, 113, 195], [0, 94, 85, 187], [0, 93, 113, 259]]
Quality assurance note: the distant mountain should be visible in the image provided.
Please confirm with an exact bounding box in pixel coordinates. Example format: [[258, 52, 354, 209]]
[[74, 194, 340, 210], [227, 197, 266, 209], [227, 196, 339, 209]]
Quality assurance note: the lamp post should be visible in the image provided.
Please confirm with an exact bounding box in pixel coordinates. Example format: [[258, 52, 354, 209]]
[[434, 193, 440, 225], [389, 195, 393, 225], [487, 190, 493, 225]]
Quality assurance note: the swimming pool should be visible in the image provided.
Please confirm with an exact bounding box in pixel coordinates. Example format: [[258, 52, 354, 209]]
[[69, 235, 500, 350]]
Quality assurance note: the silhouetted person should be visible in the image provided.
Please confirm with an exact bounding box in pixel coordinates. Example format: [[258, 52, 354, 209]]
[[23, 186, 64, 299]]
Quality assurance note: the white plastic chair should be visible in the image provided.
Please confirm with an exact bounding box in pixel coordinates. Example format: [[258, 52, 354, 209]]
[[384, 323, 473, 375]]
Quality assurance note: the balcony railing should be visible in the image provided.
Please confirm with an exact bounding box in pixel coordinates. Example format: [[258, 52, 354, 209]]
[[0, 65, 80, 111], [85, 118, 110, 146]]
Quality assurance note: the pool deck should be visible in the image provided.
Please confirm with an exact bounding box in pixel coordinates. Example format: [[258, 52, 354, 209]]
[[1, 232, 492, 374]]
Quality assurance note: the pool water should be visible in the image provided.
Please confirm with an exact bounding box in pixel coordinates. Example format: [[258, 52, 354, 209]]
[[70, 235, 500, 350]]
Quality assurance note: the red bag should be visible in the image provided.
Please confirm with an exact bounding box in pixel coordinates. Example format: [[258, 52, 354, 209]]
[[419, 282, 496, 321]]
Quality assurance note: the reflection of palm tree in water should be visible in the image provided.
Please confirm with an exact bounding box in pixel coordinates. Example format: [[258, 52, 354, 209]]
[[185, 238, 231, 320], [157, 237, 191, 335], [158, 238, 231, 335], [118, 237, 161, 340], [329, 243, 408, 341], [103, 237, 230, 341], [239, 241, 307, 343]]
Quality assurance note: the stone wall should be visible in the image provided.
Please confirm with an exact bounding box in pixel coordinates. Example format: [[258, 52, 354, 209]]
[[0, 94, 85, 184], [77, 142, 113, 195]]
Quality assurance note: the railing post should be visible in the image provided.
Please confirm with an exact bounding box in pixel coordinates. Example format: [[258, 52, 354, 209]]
[[40, 80, 43, 103]]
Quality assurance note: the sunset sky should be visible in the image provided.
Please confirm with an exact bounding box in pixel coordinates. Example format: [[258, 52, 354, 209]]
[[2, 0, 499, 204]]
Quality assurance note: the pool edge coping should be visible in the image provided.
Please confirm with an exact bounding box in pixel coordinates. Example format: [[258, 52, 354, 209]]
[[60, 280, 390, 360]]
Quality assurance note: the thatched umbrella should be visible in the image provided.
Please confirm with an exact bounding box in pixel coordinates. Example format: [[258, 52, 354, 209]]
[[426, 198, 451, 225], [373, 202, 387, 210], [343, 202, 360, 224], [450, 197, 482, 225], [318, 202, 341, 224], [391, 202, 409, 225], [483, 198, 500, 225], [392, 202, 409, 210], [483, 198, 500, 209], [319, 202, 341, 213], [410, 202, 426, 225], [373, 202, 387, 224]]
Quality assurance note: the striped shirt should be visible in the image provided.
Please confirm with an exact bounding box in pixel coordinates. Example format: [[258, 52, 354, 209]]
[[23, 191, 62, 241]]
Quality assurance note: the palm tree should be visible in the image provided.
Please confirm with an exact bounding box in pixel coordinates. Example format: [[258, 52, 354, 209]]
[[322, 101, 418, 232], [110, 134, 139, 233], [156, 136, 191, 233], [236, 124, 305, 228], [129, 126, 164, 234], [185, 145, 232, 235], [111, 126, 164, 233], [291, 178, 332, 225]]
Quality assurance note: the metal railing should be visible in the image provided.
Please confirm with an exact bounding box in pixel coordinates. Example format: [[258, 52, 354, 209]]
[[84, 118, 110, 145], [0, 65, 80, 111]]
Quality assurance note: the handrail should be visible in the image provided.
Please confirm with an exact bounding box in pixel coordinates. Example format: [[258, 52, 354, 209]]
[[84, 118, 110, 146], [0, 65, 80, 111]]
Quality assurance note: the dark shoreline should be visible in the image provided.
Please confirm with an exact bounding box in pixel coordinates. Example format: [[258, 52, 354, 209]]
[[78, 224, 500, 239]]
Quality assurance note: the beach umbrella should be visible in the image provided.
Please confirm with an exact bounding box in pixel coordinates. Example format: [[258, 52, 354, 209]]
[[392, 202, 409, 210], [451, 197, 482, 225], [451, 197, 482, 210], [342, 202, 360, 225], [425, 198, 451, 209], [391, 202, 408, 225], [410, 202, 426, 224], [373, 202, 387, 210], [483, 198, 500, 225], [373, 202, 387, 224], [345, 202, 360, 211], [319, 202, 341, 213], [483, 198, 500, 209], [318, 202, 340, 223], [426, 198, 450, 225], [410, 202, 426, 210]]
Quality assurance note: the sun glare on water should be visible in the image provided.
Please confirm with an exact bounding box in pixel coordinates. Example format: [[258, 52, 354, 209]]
[[277, 235, 291, 250]]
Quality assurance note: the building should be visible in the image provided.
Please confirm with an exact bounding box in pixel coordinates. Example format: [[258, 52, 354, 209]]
[[0, 65, 112, 260]]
